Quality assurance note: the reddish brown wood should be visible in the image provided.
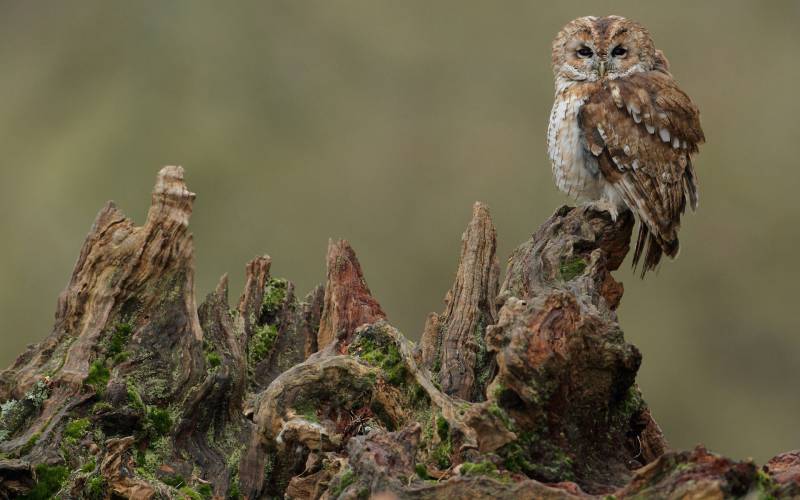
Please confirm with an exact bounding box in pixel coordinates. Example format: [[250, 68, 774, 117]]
[[316, 239, 386, 351]]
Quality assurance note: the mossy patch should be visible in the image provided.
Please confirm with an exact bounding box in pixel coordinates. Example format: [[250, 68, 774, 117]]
[[460, 461, 509, 482], [349, 325, 408, 386], [64, 417, 91, 445], [134, 435, 172, 479], [80, 457, 97, 473], [179, 486, 205, 499], [86, 475, 105, 499], [609, 386, 645, 438], [91, 401, 113, 414], [432, 415, 453, 469], [147, 407, 173, 436], [126, 382, 146, 412], [498, 429, 575, 483], [197, 483, 213, 498], [487, 402, 512, 429], [559, 256, 587, 281], [162, 474, 187, 488], [293, 400, 319, 423], [754, 469, 778, 500], [107, 322, 133, 365], [249, 324, 278, 366], [205, 351, 221, 369], [20, 464, 69, 500], [261, 278, 288, 319], [84, 360, 110, 393], [331, 467, 355, 497], [19, 432, 41, 456]]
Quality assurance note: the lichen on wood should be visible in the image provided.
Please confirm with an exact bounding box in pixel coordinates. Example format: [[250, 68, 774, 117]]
[[0, 166, 797, 499]]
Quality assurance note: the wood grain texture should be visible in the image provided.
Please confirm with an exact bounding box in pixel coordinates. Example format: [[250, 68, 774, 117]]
[[420, 202, 499, 402]]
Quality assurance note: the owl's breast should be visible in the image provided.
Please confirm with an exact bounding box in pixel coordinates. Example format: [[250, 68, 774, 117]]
[[547, 89, 602, 201]]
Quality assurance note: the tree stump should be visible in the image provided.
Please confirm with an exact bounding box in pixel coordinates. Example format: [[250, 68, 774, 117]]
[[0, 166, 796, 499]]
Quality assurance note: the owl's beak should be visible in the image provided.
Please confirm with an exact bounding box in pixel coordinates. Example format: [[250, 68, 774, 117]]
[[597, 60, 607, 78]]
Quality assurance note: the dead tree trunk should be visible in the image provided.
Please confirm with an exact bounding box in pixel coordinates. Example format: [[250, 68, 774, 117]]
[[0, 166, 797, 499]]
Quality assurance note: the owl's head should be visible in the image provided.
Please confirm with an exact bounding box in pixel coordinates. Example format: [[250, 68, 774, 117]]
[[551, 16, 659, 83]]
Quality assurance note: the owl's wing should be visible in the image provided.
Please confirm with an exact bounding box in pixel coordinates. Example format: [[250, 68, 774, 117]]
[[578, 70, 704, 274]]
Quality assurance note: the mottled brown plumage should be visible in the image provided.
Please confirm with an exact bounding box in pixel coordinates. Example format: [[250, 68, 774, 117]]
[[547, 16, 704, 275]]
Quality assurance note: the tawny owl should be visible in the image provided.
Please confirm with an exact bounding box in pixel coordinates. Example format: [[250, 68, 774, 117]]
[[547, 16, 704, 275]]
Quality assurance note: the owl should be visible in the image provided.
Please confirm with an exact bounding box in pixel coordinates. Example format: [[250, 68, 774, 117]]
[[547, 16, 704, 275]]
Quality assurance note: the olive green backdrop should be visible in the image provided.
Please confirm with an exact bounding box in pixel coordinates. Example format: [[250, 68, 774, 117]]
[[0, 0, 797, 463]]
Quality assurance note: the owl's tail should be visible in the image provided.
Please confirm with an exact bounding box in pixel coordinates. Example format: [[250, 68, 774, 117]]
[[632, 223, 679, 278]]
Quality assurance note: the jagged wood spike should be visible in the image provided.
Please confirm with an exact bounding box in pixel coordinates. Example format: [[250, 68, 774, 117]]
[[419, 201, 500, 401], [316, 239, 386, 351]]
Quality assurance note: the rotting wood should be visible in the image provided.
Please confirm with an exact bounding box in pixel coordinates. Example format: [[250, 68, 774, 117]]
[[0, 166, 797, 499]]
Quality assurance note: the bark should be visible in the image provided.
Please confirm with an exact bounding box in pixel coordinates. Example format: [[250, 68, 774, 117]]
[[418, 202, 500, 402], [0, 166, 796, 499]]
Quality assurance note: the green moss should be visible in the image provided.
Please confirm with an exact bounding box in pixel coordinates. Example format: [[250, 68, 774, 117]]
[[349, 326, 407, 386], [86, 475, 105, 499], [91, 401, 113, 414], [249, 324, 278, 366], [432, 440, 452, 469], [163, 474, 187, 488], [261, 278, 288, 318], [80, 457, 97, 473], [408, 383, 430, 409], [332, 468, 355, 497], [107, 322, 132, 365], [559, 256, 587, 281], [64, 417, 91, 446], [432, 354, 441, 374], [147, 407, 173, 436], [499, 430, 575, 482], [197, 484, 213, 498], [227, 479, 241, 500], [432, 415, 453, 469], [755, 469, 777, 500], [436, 415, 449, 441], [293, 400, 319, 423], [64, 418, 91, 439], [415, 463, 430, 480], [19, 432, 40, 456], [20, 464, 69, 500], [134, 435, 172, 479], [206, 351, 221, 369], [460, 461, 499, 477], [473, 312, 493, 395], [488, 403, 512, 429], [610, 386, 645, 437], [126, 383, 146, 411], [179, 486, 204, 500], [84, 360, 110, 393]]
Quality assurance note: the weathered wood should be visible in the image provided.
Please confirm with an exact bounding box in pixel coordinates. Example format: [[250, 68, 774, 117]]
[[0, 167, 797, 500], [317, 239, 386, 351], [419, 202, 500, 402]]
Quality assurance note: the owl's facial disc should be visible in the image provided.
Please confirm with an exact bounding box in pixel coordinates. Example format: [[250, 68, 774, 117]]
[[552, 16, 657, 83]]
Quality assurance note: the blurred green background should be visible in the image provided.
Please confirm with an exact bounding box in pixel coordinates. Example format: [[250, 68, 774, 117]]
[[1, 0, 798, 463]]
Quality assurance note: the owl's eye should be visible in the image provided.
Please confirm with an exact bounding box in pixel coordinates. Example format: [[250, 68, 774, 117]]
[[611, 46, 628, 57], [576, 47, 593, 58]]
